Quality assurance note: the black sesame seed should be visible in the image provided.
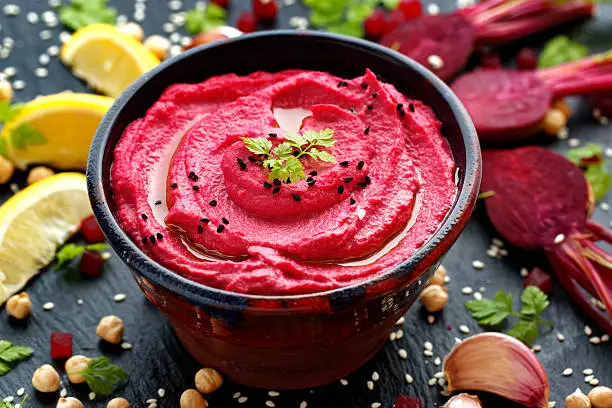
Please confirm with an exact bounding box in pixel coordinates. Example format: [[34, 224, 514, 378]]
[[193, 185, 200, 191], [263, 181, 272, 188], [292, 193, 301, 202], [345, 177, 353, 184], [399, 110, 405, 117], [350, 198, 356, 205], [372, 92, 378, 98], [357, 182, 367, 187], [192, 175, 199, 181], [408, 103, 415, 112], [340, 161, 349, 167], [285, 178, 291, 184], [310, 171, 318, 176], [268, 133, 277, 138], [222, 217, 229, 225], [365, 175, 371, 185], [154, 200, 162, 206], [308, 180, 316, 187], [200, 218, 210, 223], [170, 183, 178, 188], [357, 160, 365, 170], [337, 185, 345, 194], [142, 237, 148, 244], [157, 233, 163, 240], [141, 213, 148, 220], [396, 103, 403, 111], [248, 156, 257, 162], [217, 225, 225, 233], [272, 187, 281, 194], [149, 235, 156, 244], [348, 107, 355, 113], [198, 225, 204, 233], [364, 126, 370, 135], [209, 200, 217, 206], [306, 177, 313, 183], [337, 81, 343, 87], [188, 171, 195, 179], [342, 81, 349, 87], [367, 105, 373, 111], [237, 157, 247, 170], [273, 179, 281, 186], [292, 151, 299, 157], [361, 83, 368, 89]]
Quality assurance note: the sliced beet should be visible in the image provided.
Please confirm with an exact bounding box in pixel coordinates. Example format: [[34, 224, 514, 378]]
[[524, 267, 554, 294], [482, 147, 612, 334], [380, 0, 593, 81], [50, 332, 73, 360], [453, 53, 612, 143], [80, 215, 106, 244], [394, 395, 422, 408]]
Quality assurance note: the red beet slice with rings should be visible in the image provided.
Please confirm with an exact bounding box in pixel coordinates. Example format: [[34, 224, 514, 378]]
[[482, 147, 612, 334], [452, 52, 612, 143], [380, 0, 594, 81]]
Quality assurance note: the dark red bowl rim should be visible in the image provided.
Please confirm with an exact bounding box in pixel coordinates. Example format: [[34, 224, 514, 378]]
[[87, 30, 481, 306]]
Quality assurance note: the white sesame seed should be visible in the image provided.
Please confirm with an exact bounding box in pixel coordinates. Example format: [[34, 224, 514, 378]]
[[340, 379, 348, 386], [427, 55, 444, 70], [520, 267, 529, 277], [428, 378, 437, 386], [146, 399, 157, 404], [473, 292, 483, 301], [39, 54, 51, 65], [43, 302, 54, 310], [434, 371, 445, 379], [461, 286, 473, 295], [89, 392, 96, 401], [563, 368, 573, 376], [396, 329, 404, 339], [265, 401, 275, 408], [556, 333, 565, 342], [49, 0, 62, 7], [440, 389, 450, 397], [605, 147, 612, 158], [35, 68, 48, 78], [438, 378, 446, 386], [371, 371, 380, 381], [498, 248, 509, 256], [444, 276, 450, 283], [434, 357, 441, 366], [549, 402, 556, 408], [114, 293, 127, 302], [584, 325, 593, 336], [77, 298, 84, 305], [600, 117, 610, 125], [12, 80, 24, 90], [601, 334, 609, 342], [168, 0, 183, 10], [39, 30, 52, 40], [60, 388, 67, 397], [233, 392, 241, 399], [121, 342, 133, 350], [554, 234, 565, 244], [134, 9, 145, 21], [16, 388, 24, 397], [357, 208, 366, 220], [600, 202, 610, 212], [10, 183, 19, 193], [459, 325, 470, 334], [26, 12, 39, 24], [486, 248, 498, 258], [424, 341, 433, 351], [366, 381, 374, 390], [427, 315, 435, 324], [389, 332, 397, 341], [568, 138, 580, 147], [0, 48, 10, 60], [3, 397, 14, 403], [585, 375, 595, 382], [170, 13, 186, 26], [3, 38, 14, 48], [455, 337, 462, 344], [101, 252, 111, 260], [405, 374, 414, 384], [59, 31, 71, 43], [582, 369, 593, 375], [163, 22, 175, 33], [395, 316, 405, 325], [116, 14, 128, 25], [423, 350, 433, 357], [268, 391, 280, 397], [157, 389, 165, 398], [238, 397, 248, 403], [4, 66, 16, 77], [168, 44, 182, 57], [590, 378, 600, 386], [589, 336, 601, 344], [300, 402, 307, 408], [492, 238, 504, 247], [398, 349, 408, 359], [371, 403, 381, 408], [471, 260, 484, 270], [289, 16, 309, 30], [427, 3, 440, 14], [169, 32, 181, 44], [3, 5, 20, 16], [532, 344, 542, 352], [180, 36, 192, 47], [148, 403, 157, 408], [134, 3, 147, 12], [47, 45, 59, 56]]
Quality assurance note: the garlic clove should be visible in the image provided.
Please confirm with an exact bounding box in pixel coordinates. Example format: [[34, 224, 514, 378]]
[[565, 388, 591, 408], [443, 394, 482, 408], [443, 333, 549, 408]]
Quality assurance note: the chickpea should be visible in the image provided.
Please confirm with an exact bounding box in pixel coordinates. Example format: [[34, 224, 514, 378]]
[[57, 397, 84, 408], [589, 386, 612, 408], [0, 79, 13, 102], [107, 397, 131, 408], [552, 98, 572, 119], [117, 22, 144, 42], [143, 35, 170, 60], [429, 265, 447, 287], [27, 166, 55, 185], [6, 292, 31, 319], [32, 364, 61, 393], [180, 389, 208, 408], [419, 284, 448, 313], [195, 367, 223, 394], [542, 109, 567, 136], [566, 389, 592, 408], [96, 315, 124, 344], [0, 156, 15, 185], [65, 355, 90, 384]]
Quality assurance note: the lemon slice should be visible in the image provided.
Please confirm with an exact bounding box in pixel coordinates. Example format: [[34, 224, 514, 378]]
[[0, 92, 114, 170], [0, 173, 91, 304], [61, 24, 160, 97]]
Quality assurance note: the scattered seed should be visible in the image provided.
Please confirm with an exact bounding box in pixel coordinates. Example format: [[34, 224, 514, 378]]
[[268, 391, 280, 397], [563, 368, 573, 376], [121, 342, 133, 350], [557, 333, 565, 342], [372, 403, 381, 408], [427, 54, 444, 69], [589, 336, 601, 345], [428, 378, 437, 386], [300, 402, 307, 408], [554, 233, 565, 244], [473, 292, 483, 300], [424, 350, 433, 357], [197, 225, 204, 233], [367, 381, 374, 390], [216, 225, 225, 233], [585, 375, 595, 382], [371, 372, 380, 381], [209, 200, 217, 206], [42, 302, 54, 311], [601, 334, 609, 342], [459, 325, 470, 334], [396, 316, 405, 325], [89, 392, 96, 401], [340, 379, 348, 386], [293, 193, 301, 202], [233, 393, 241, 399], [532, 345, 542, 352], [398, 349, 408, 359], [272, 187, 280, 194], [157, 389, 165, 398], [582, 369, 593, 375], [589, 378, 600, 386], [520, 267, 529, 277], [238, 397, 248, 403], [405, 374, 414, 384], [461, 286, 473, 295], [584, 325, 593, 336], [427, 315, 435, 324], [434, 357, 441, 366], [337, 185, 344, 194], [424, 341, 433, 351], [16, 388, 24, 397], [471, 260, 484, 270], [114, 293, 127, 302]]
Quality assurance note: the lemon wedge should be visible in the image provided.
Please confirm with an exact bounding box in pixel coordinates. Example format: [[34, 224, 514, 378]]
[[0, 173, 92, 304], [0, 92, 114, 170], [61, 24, 160, 97]]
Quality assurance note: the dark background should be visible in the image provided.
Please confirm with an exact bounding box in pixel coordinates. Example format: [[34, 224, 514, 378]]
[[0, 0, 611, 407]]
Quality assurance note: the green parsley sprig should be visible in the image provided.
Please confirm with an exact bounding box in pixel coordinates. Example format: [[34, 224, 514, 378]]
[[0, 101, 46, 158], [75, 356, 128, 395], [243, 129, 336, 183], [55, 243, 109, 270], [185, 4, 227, 35], [0, 395, 27, 408], [0, 340, 34, 376], [59, 0, 117, 31], [538, 35, 588, 68], [567, 143, 611, 200], [465, 286, 552, 345]]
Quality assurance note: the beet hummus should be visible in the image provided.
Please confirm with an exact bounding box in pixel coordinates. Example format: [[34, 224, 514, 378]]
[[110, 69, 457, 295]]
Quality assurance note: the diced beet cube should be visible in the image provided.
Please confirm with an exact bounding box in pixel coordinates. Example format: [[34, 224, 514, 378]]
[[80, 215, 106, 244], [80, 250, 105, 277], [524, 267, 553, 294], [394, 395, 422, 408], [50, 332, 73, 360]]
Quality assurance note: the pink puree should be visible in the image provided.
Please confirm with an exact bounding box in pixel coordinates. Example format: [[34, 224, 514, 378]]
[[110, 70, 457, 295]]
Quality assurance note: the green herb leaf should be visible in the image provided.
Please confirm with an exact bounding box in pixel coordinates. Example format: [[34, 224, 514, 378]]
[[381, 0, 401, 9], [0, 341, 12, 354], [243, 137, 272, 156], [185, 4, 227, 35], [0, 341, 33, 375], [585, 164, 612, 200], [538, 36, 588, 68], [285, 132, 308, 148], [520, 286, 550, 316], [465, 291, 513, 326], [567, 143, 611, 200], [55, 243, 109, 269], [0, 361, 10, 376], [59, 0, 117, 31], [272, 142, 294, 160], [0, 101, 23, 123], [568, 143, 603, 165], [304, 0, 378, 38], [507, 320, 539, 345], [0, 394, 27, 408], [77, 356, 128, 395], [10, 124, 46, 151]]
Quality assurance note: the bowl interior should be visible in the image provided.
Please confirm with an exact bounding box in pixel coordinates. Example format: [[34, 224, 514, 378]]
[[89, 30, 480, 303]]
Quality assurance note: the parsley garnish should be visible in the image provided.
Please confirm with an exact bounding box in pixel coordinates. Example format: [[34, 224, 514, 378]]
[[538, 36, 588, 68], [567, 143, 611, 200], [243, 129, 336, 183], [465, 286, 552, 345], [0, 395, 27, 408], [55, 243, 109, 269], [59, 0, 117, 31], [0, 101, 46, 155], [185, 4, 227, 35], [0, 340, 34, 376], [75, 357, 128, 395]]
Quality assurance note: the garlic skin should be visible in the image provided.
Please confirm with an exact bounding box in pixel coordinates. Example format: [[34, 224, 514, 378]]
[[444, 394, 482, 408], [443, 333, 549, 408]]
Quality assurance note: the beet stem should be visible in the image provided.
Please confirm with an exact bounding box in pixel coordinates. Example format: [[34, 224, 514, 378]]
[[586, 219, 612, 244], [471, 0, 548, 27]]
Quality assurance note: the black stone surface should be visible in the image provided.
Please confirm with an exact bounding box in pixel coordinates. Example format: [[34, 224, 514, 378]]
[[0, 0, 611, 407]]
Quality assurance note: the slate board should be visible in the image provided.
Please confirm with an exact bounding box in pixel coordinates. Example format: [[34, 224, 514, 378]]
[[0, 1, 611, 407]]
